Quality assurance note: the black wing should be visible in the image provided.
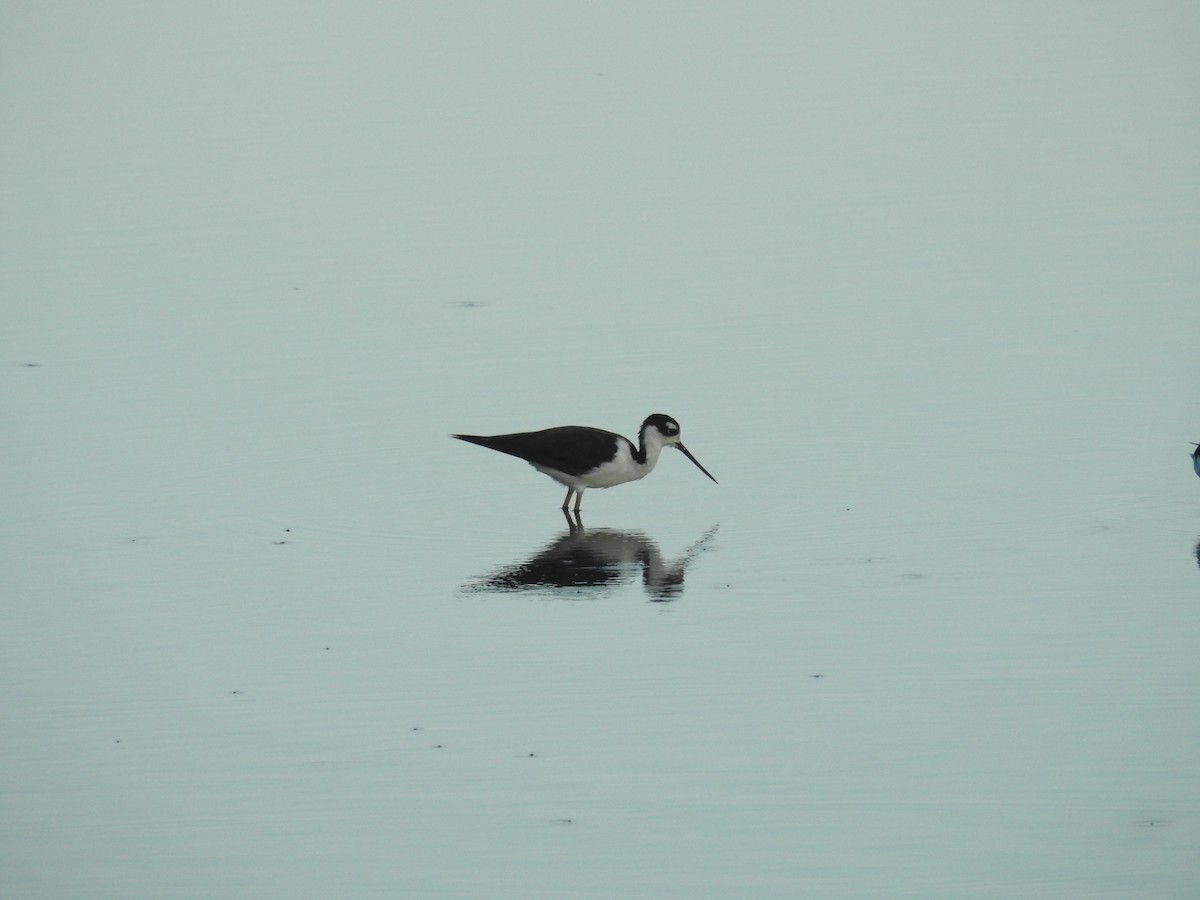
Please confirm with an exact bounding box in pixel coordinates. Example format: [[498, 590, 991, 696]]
[[452, 427, 622, 477]]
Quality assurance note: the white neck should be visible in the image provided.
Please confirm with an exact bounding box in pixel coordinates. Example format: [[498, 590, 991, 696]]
[[638, 427, 670, 471]]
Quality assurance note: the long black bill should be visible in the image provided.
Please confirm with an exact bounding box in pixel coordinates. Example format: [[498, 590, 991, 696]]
[[677, 443, 718, 484]]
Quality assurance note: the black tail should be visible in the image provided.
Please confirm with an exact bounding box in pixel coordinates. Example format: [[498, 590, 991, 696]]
[[451, 433, 493, 448]]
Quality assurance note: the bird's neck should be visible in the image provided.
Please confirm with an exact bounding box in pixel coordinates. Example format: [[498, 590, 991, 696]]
[[635, 430, 666, 469]]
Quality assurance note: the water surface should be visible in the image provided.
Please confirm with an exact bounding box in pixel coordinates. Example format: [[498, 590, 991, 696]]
[[3, 3, 1198, 897]]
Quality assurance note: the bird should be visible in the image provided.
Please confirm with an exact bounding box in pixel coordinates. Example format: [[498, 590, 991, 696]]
[[452, 414, 717, 511], [1192, 443, 1200, 479]]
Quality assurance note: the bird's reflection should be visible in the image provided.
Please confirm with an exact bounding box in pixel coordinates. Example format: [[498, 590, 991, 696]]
[[461, 511, 718, 601], [1194, 536, 1200, 572]]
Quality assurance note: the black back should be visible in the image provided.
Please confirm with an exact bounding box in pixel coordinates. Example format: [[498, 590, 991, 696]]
[[452, 426, 624, 476]]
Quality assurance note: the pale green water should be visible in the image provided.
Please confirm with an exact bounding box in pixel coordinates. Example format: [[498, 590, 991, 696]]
[[3, 3, 1199, 897]]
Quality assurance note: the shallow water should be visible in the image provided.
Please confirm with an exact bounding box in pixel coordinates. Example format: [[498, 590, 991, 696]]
[[4, 4, 1199, 898]]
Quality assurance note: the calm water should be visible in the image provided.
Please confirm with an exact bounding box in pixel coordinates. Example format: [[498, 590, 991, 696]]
[[4, 4, 1199, 897]]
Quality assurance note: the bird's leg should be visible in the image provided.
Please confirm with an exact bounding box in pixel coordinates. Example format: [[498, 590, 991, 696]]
[[573, 490, 584, 513], [561, 487, 575, 510]]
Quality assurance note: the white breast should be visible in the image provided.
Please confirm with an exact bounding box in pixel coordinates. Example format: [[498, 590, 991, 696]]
[[577, 439, 658, 488]]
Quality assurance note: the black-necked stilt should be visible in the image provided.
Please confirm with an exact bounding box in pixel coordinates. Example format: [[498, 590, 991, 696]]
[[1192, 443, 1200, 478], [452, 414, 717, 511]]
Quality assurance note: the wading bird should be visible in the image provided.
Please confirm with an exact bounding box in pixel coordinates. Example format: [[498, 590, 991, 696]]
[[452, 414, 717, 511]]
